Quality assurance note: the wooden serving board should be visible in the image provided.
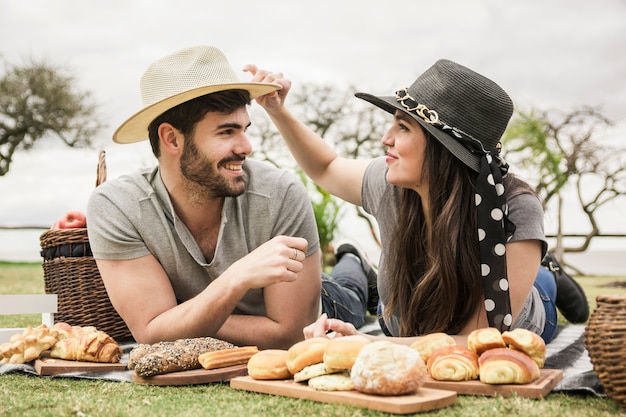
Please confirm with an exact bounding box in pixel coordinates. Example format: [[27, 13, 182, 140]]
[[34, 357, 127, 376], [230, 376, 457, 415], [422, 369, 563, 399], [132, 364, 248, 386]]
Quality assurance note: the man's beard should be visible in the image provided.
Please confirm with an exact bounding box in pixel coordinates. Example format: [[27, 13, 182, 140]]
[[179, 139, 247, 199]]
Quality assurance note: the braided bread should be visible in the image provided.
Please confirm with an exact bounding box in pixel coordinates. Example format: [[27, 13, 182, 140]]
[[0, 325, 59, 364]]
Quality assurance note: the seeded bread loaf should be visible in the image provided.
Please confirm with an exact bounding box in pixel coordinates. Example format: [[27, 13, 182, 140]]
[[130, 337, 236, 377]]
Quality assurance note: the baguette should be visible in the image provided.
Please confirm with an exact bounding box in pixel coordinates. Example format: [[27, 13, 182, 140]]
[[131, 337, 236, 377], [128, 342, 174, 370], [198, 346, 259, 370]]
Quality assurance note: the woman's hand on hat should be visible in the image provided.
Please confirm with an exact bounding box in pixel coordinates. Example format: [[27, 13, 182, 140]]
[[243, 64, 290, 111]]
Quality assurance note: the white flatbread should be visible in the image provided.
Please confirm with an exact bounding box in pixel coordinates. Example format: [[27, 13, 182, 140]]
[[307, 372, 354, 391], [294, 362, 337, 382]]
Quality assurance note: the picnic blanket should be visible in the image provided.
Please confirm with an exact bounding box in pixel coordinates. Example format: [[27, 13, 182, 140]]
[[0, 321, 605, 396]]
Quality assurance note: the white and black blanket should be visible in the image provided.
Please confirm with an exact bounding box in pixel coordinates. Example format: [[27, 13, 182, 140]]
[[0, 321, 605, 396]]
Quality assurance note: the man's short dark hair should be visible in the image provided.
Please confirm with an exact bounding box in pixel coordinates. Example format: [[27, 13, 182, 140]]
[[147, 89, 251, 158]]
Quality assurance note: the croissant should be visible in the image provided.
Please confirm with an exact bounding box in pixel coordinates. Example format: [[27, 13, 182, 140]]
[[410, 332, 456, 363], [427, 345, 479, 381], [50, 324, 121, 363], [501, 328, 546, 368], [478, 347, 540, 384], [0, 324, 59, 364], [467, 327, 506, 355]]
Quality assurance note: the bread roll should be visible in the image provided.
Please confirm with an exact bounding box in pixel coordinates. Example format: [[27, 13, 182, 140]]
[[427, 345, 479, 381], [478, 348, 540, 385], [501, 328, 546, 368], [286, 337, 329, 374], [323, 335, 370, 371], [247, 349, 292, 380], [467, 327, 506, 355], [409, 332, 456, 363], [351, 340, 427, 396]]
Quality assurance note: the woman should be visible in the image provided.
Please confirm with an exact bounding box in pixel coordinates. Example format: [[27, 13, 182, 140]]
[[246, 59, 558, 345]]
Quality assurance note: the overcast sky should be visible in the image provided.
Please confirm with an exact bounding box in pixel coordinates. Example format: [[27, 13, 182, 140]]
[[1, 0, 625, 260]]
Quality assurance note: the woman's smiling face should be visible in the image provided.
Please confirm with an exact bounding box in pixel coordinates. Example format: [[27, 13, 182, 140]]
[[381, 110, 428, 193]]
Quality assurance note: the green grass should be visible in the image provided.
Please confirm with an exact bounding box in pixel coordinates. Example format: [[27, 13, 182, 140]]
[[1, 261, 625, 416]]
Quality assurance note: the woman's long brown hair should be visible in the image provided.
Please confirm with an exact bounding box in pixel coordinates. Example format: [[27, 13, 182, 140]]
[[384, 131, 533, 336]]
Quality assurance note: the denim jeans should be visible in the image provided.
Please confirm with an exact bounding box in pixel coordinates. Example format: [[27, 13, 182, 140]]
[[535, 265, 558, 343], [321, 254, 368, 329]]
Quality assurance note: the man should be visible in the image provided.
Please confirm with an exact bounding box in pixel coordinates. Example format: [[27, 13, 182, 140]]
[[86, 46, 376, 349]]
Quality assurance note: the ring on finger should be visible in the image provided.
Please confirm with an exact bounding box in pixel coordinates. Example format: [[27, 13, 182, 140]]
[[291, 248, 298, 260]]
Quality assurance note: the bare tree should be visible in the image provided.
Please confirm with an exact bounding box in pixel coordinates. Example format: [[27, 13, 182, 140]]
[[503, 107, 626, 266], [0, 57, 104, 176]]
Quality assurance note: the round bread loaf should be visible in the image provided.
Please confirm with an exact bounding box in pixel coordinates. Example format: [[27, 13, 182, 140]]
[[351, 340, 427, 396], [247, 349, 291, 380], [501, 328, 546, 368], [409, 332, 456, 363], [478, 347, 540, 384], [323, 335, 371, 371], [286, 337, 330, 374], [467, 327, 506, 355]]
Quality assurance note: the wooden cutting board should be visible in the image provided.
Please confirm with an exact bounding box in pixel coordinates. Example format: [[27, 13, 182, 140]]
[[132, 364, 248, 386], [422, 369, 563, 399], [230, 376, 457, 415], [34, 357, 127, 376]]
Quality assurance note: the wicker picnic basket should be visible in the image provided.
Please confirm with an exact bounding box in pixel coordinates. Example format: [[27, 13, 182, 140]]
[[584, 294, 626, 408], [39, 151, 133, 341]]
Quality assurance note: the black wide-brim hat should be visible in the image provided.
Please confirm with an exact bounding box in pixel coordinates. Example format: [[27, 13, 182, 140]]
[[356, 59, 514, 173]]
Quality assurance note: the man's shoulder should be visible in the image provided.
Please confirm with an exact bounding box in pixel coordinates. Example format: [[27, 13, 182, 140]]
[[244, 160, 301, 192], [93, 167, 159, 201]]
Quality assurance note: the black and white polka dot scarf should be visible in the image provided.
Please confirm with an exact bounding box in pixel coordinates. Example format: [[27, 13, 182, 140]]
[[436, 125, 517, 332], [394, 89, 516, 331]]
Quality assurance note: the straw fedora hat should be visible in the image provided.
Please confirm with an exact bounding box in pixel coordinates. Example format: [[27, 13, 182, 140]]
[[113, 46, 281, 144], [355, 59, 513, 173]]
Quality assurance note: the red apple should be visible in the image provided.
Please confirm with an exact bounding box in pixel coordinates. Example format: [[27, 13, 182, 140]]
[[55, 211, 87, 229]]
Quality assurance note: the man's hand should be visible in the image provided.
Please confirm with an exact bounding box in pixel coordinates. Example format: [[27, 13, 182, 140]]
[[228, 235, 308, 289]]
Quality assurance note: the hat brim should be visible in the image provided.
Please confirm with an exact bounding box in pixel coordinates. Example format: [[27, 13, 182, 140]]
[[113, 82, 281, 144], [355, 92, 481, 173]]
